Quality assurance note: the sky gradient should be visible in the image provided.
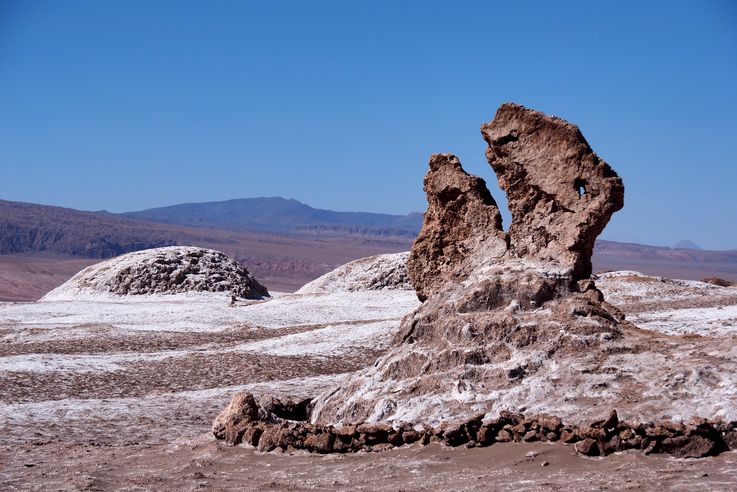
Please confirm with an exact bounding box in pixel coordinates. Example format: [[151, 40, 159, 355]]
[[1, 1, 736, 249]]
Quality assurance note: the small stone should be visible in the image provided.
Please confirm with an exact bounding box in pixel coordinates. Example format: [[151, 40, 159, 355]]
[[661, 435, 717, 459], [212, 392, 261, 445], [388, 431, 404, 447], [723, 430, 737, 450], [512, 423, 527, 435], [602, 410, 618, 431], [646, 426, 672, 438], [356, 423, 390, 445], [523, 431, 538, 442], [335, 425, 357, 438], [402, 430, 420, 444], [560, 429, 577, 444], [475, 425, 495, 445], [304, 432, 335, 454], [643, 439, 657, 455], [538, 415, 563, 432], [495, 430, 513, 442], [442, 422, 469, 447], [619, 428, 635, 441], [575, 438, 599, 456], [608, 435, 625, 452]]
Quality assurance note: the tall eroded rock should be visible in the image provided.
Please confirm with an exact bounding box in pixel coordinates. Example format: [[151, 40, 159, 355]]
[[309, 103, 634, 426], [481, 103, 624, 280], [408, 154, 508, 302]]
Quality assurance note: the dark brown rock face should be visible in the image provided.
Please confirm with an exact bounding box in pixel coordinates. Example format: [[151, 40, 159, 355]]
[[481, 103, 624, 280], [212, 392, 261, 444], [213, 394, 736, 458], [212, 393, 309, 446], [408, 154, 508, 302]]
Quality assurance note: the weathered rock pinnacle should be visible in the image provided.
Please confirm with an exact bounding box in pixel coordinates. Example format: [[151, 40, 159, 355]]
[[408, 153, 508, 302], [309, 103, 629, 426], [481, 102, 624, 280]]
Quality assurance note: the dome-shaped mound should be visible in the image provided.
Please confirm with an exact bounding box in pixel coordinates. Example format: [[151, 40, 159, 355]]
[[296, 252, 412, 294], [42, 246, 269, 301]]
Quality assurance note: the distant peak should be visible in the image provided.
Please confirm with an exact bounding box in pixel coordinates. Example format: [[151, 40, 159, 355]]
[[673, 240, 702, 250]]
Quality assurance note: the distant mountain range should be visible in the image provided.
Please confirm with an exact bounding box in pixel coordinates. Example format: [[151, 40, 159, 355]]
[[0, 197, 735, 301], [121, 197, 424, 238], [0, 198, 415, 297]]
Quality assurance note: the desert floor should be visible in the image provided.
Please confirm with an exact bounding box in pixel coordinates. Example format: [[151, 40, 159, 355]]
[[1, 273, 737, 490]]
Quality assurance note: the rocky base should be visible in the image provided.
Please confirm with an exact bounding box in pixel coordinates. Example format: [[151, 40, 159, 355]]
[[214, 391, 737, 459]]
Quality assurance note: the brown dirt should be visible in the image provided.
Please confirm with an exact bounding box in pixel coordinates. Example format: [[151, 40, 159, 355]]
[[0, 256, 98, 302], [3, 438, 737, 491]]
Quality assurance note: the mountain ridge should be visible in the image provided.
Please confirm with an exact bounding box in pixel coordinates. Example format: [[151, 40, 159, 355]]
[[120, 196, 424, 237], [0, 197, 735, 303]]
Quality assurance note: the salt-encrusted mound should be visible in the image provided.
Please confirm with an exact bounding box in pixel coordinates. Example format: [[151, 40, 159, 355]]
[[296, 252, 412, 294], [42, 246, 269, 301]]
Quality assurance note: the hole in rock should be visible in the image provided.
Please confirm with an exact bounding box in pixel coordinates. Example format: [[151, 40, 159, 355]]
[[574, 177, 587, 197]]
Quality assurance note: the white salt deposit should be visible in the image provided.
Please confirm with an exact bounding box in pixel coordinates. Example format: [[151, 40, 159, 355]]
[[42, 246, 268, 301], [2, 253, 737, 441], [297, 252, 412, 294]]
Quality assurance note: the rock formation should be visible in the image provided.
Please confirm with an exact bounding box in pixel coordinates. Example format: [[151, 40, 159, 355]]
[[482, 103, 624, 280], [42, 246, 269, 301], [213, 103, 737, 459], [408, 154, 507, 302], [215, 393, 735, 458], [309, 103, 630, 425]]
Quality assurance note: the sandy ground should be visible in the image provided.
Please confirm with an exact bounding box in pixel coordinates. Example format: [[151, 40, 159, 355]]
[[4, 438, 737, 491], [0, 256, 98, 302], [1, 274, 737, 490]]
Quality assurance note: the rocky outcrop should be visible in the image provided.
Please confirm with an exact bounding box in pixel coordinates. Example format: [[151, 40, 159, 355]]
[[213, 103, 737, 458], [309, 103, 628, 426], [482, 103, 624, 280], [408, 154, 508, 302], [407, 104, 624, 302], [214, 392, 735, 458], [42, 246, 269, 300]]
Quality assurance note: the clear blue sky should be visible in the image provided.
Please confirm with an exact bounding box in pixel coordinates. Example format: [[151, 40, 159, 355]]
[[1, 1, 735, 249]]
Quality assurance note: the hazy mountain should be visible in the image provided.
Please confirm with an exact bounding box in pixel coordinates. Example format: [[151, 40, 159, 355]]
[[673, 240, 703, 250], [0, 199, 178, 258], [0, 198, 413, 298], [593, 240, 737, 282], [120, 197, 424, 237]]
